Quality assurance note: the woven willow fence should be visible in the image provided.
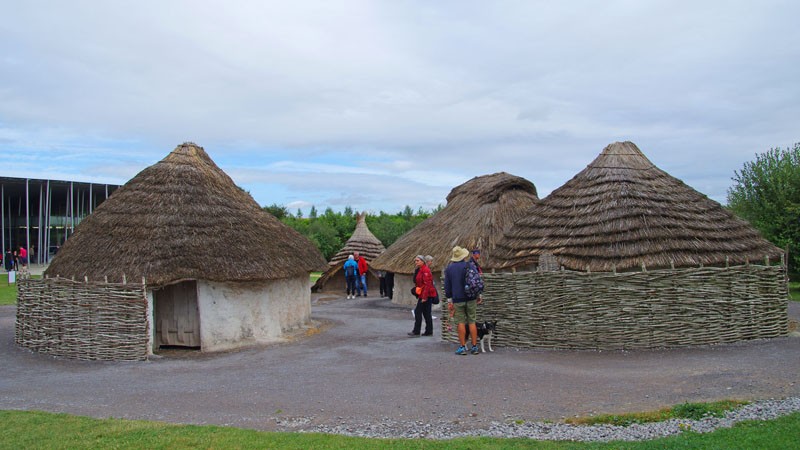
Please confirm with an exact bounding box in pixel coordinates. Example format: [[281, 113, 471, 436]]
[[441, 264, 788, 350], [15, 277, 149, 361]]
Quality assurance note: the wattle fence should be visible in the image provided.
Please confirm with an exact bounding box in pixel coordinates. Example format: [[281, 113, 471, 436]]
[[441, 264, 788, 350], [15, 277, 149, 361]]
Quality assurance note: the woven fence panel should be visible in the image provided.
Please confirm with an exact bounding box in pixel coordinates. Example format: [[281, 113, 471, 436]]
[[441, 265, 788, 350], [15, 278, 149, 361]]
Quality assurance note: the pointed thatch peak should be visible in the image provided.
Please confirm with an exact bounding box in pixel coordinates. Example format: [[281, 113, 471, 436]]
[[588, 140, 656, 170], [494, 141, 783, 271], [45, 142, 327, 286], [371, 172, 539, 274], [327, 213, 386, 266], [311, 213, 386, 292]]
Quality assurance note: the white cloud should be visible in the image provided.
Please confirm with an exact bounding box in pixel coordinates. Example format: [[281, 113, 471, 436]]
[[1, 1, 798, 212]]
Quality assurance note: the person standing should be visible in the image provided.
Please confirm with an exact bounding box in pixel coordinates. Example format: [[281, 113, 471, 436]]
[[385, 271, 395, 300], [19, 246, 28, 271], [444, 246, 481, 355], [354, 251, 369, 297], [343, 255, 359, 299], [3, 249, 12, 272], [424, 255, 440, 305], [408, 255, 435, 337], [378, 270, 387, 297], [470, 248, 484, 302]]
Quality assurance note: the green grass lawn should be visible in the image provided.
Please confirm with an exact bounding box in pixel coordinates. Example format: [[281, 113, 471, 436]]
[[0, 277, 19, 305], [310, 271, 322, 283], [0, 410, 798, 449], [790, 281, 799, 301]]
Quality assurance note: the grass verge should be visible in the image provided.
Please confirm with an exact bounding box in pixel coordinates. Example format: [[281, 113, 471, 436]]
[[790, 281, 799, 301], [0, 274, 43, 305], [0, 410, 799, 449], [565, 400, 748, 426]]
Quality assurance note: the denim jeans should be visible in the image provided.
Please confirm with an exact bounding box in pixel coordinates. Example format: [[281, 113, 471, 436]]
[[357, 274, 367, 295]]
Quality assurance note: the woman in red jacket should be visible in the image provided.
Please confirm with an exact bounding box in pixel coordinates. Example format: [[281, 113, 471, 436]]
[[408, 255, 436, 337]]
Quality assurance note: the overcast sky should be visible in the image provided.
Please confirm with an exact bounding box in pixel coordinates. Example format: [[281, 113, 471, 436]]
[[1, 1, 798, 214]]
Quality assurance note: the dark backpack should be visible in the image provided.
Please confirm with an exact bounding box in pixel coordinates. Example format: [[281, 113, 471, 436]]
[[464, 260, 484, 300], [344, 264, 356, 277]]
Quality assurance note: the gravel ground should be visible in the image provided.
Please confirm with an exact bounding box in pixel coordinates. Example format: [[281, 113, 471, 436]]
[[1, 294, 799, 441]]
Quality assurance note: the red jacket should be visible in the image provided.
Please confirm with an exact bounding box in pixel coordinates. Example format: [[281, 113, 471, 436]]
[[357, 257, 369, 275], [414, 264, 436, 301]]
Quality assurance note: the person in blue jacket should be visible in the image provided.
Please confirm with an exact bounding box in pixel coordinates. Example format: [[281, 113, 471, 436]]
[[343, 255, 359, 299]]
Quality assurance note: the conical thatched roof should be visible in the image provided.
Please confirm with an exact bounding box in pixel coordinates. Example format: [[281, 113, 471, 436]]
[[311, 213, 386, 291], [45, 142, 326, 286], [494, 141, 784, 272], [371, 172, 539, 274]]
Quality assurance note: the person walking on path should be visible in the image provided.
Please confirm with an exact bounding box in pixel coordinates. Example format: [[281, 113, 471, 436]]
[[444, 246, 481, 355], [354, 251, 369, 297], [343, 255, 359, 299], [408, 255, 436, 337]]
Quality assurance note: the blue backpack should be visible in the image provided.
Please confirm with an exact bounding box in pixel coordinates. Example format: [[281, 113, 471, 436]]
[[464, 260, 484, 300]]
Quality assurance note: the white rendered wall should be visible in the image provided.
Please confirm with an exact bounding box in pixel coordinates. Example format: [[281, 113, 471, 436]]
[[196, 275, 311, 352], [390, 271, 443, 307], [146, 290, 155, 356]]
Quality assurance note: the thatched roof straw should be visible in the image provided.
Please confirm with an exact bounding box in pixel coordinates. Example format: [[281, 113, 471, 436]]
[[312, 213, 386, 291], [371, 172, 539, 274], [494, 141, 784, 272], [45, 142, 326, 286]]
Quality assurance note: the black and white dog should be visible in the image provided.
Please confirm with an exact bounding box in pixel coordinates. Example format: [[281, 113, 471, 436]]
[[465, 320, 497, 353]]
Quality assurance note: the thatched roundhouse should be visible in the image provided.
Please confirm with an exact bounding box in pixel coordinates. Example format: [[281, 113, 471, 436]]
[[371, 172, 539, 305], [476, 141, 788, 351], [40, 142, 326, 357], [311, 213, 386, 294], [494, 141, 784, 271]]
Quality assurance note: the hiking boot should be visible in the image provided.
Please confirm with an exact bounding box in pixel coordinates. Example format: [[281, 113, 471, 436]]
[[471, 345, 480, 354], [455, 346, 468, 355], [407, 332, 420, 337]]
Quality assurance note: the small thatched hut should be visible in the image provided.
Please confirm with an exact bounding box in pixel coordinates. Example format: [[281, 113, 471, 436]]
[[311, 213, 386, 294], [494, 141, 784, 271], [38, 142, 326, 357], [371, 172, 539, 305], [482, 141, 787, 351]]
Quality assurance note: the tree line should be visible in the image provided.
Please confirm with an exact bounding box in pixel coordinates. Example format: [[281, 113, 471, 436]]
[[262, 204, 442, 261]]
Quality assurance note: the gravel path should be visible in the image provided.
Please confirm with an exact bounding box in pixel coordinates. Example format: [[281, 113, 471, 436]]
[[1, 296, 798, 441]]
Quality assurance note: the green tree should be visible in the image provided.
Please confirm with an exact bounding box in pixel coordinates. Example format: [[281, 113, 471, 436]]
[[727, 143, 800, 274], [309, 205, 318, 219], [262, 203, 289, 220]]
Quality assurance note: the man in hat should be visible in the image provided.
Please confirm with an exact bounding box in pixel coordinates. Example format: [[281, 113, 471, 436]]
[[444, 246, 480, 355]]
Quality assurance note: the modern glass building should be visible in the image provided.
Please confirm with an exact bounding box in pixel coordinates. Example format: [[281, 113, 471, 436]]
[[1, 177, 120, 264]]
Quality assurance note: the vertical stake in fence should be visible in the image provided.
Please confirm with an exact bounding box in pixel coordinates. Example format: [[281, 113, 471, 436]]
[[84, 276, 88, 283], [764, 255, 769, 266], [725, 256, 729, 269], [670, 260, 675, 270], [104, 276, 108, 284], [641, 261, 647, 273], [122, 274, 127, 285]]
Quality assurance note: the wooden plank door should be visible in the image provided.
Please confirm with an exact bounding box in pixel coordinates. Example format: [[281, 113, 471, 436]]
[[154, 281, 200, 348]]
